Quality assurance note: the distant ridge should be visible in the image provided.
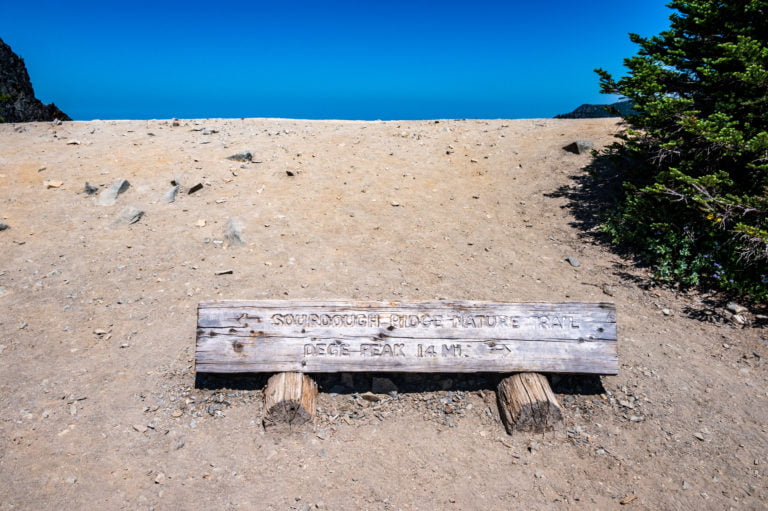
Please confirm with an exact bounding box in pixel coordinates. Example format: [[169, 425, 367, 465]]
[[555, 100, 635, 119], [0, 38, 70, 123]]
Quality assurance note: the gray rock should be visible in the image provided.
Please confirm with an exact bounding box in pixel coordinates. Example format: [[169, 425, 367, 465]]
[[162, 185, 179, 203], [83, 182, 98, 195], [726, 302, 747, 314], [0, 221, 8, 231], [371, 377, 398, 394], [225, 217, 245, 246], [96, 179, 130, 206], [563, 140, 594, 154], [226, 151, 252, 162], [565, 256, 581, 267], [114, 206, 144, 225]]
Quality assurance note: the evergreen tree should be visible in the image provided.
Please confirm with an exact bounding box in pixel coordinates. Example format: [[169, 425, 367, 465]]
[[595, 0, 768, 301]]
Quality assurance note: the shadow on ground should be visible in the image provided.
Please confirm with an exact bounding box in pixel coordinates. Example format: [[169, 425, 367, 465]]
[[196, 372, 606, 396]]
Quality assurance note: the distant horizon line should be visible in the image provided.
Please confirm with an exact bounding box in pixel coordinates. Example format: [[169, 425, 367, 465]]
[[33, 114, 620, 123]]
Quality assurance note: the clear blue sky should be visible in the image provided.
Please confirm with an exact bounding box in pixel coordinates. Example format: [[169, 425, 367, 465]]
[[2, 0, 671, 120]]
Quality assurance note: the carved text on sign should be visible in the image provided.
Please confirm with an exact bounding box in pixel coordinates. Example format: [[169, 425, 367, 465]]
[[271, 313, 580, 330], [196, 301, 618, 374]]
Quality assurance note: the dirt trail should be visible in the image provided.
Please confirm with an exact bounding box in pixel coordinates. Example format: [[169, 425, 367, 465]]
[[0, 118, 765, 510]]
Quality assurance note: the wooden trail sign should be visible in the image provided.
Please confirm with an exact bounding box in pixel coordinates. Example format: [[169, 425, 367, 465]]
[[196, 300, 618, 375]]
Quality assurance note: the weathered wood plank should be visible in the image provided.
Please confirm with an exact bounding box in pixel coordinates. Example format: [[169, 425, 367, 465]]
[[195, 300, 618, 375], [497, 373, 563, 434], [263, 372, 317, 428]]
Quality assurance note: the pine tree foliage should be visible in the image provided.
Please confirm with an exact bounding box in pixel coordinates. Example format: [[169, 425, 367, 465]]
[[595, 0, 768, 300]]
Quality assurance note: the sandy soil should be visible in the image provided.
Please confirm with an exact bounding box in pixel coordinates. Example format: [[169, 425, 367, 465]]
[[0, 117, 766, 510]]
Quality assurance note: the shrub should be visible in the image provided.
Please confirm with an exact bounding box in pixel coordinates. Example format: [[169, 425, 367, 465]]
[[594, 0, 768, 302]]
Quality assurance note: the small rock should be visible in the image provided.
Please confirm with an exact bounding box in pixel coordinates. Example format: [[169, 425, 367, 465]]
[[360, 392, 380, 402], [726, 302, 747, 314], [171, 410, 183, 418], [225, 217, 245, 246], [732, 314, 746, 325], [66, 139, 80, 145], [44, 179, 63, 188], [64, 476, 77, 484], [226, 151, 252, 162], [174, 438, 186, 450], [390, 200, 400, 207], [563, 140, 594, 154], [96, 179, 130, 206], [133, 424, 148, 433], [162, 185, 179, 203], [662, 308, 672, 316], [682, 481, 691, 490], [565, 256, 581, 267], [693, 432, 705, 441], [371, 377, 398, 394], [83, 182, 98, 195], [195, 219, 206, 227], [114, 206, 144, 225], [0, 221, 9, 231], [214, 269, 233, 275], [154, 472, 165, 484], [188, 183, 203, 194], [534, 471, 543, 479], [618, 399, 634, 409]]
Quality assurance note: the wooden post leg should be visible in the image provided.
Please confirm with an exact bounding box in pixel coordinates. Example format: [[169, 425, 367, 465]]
[[263, 372, 318, 428], [497, 373, 563, 434]]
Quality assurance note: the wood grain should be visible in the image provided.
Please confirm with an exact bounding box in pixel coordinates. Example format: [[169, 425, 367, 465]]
[[196, 300, 618, 375], [497, 373, 563, 434], [263, 372, 318, 428]]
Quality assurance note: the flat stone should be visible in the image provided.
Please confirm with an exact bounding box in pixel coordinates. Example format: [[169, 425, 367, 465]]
[[226, 151, 253, 162], [726, 302, 747, 314], [96, 179, 130, 206], [225, 217, 245, 246], [83, 182, 98, 195], [162, 185, 179, 203], [563, 140, 594, 154], [565, 256, 581, 267], [0, 221, 8, 231], [114, 206, 144, 225], [44, 179, 63, 188]]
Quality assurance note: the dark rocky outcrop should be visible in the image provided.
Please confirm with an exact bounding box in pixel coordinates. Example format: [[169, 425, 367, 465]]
[[0, 38, 70, 123], [555, 100, 636, 119]]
